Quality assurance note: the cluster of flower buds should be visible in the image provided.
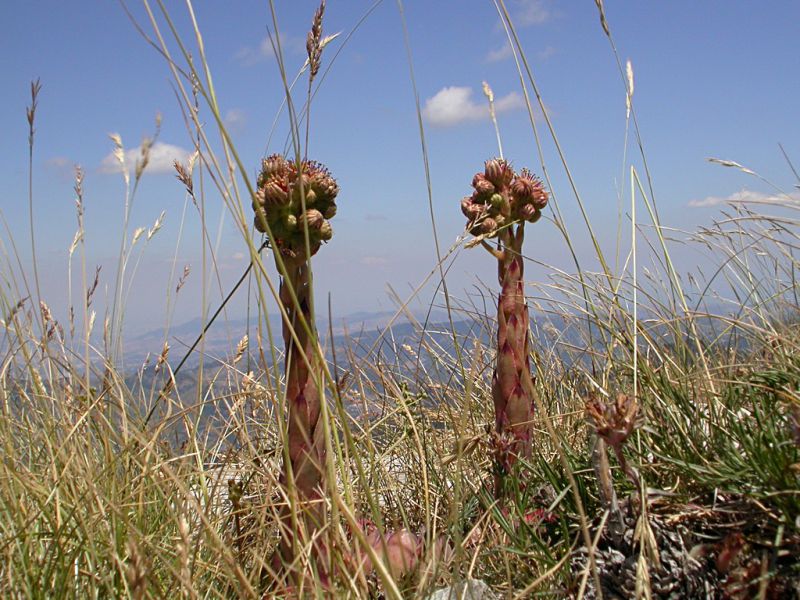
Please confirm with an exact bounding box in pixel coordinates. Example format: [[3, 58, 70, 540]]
[[585, 392, 640, 452], [460, 158, 548, 236], [253, 154, 339, 258]]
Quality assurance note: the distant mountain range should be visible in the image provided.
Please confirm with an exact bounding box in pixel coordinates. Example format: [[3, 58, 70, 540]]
[[122, 308, 456, 369]]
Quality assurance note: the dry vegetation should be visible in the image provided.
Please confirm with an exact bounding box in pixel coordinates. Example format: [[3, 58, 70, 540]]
[[1, 1, 798, 598]]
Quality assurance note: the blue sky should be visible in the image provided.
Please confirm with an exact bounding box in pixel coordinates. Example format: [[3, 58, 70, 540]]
[[1, 1, 799, 333]]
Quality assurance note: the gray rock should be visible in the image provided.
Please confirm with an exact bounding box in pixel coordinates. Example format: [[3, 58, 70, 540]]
[[425, 579, 498, 600]]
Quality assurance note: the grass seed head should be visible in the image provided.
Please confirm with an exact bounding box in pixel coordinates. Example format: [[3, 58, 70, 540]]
[[306, 0, 326, 82]]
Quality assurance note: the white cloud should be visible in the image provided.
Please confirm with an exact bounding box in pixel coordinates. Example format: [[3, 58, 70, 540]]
[[100, 142, 191, 175], [422, 86, 525, 127], [688, 188, 800, 208], [236, 33, 305, 66], [485, 42, 513, 63], [223, 108, 247, 131]]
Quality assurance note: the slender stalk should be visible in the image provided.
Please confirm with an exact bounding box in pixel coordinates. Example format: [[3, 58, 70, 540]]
[[26, 80, 44, 341]]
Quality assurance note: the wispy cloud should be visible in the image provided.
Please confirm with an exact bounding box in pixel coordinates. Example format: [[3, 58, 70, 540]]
[[484, 42, 513, 63], [538, 45, 556, 60], [688, 188, 800, 208], [46, 156, 71, 169], [514, 0, 552, 26], [235, 32, 305, 66], [360, 256, 388, 266], [423, 86, 524, 127], [46, 156, 76, 182], [223, 108, 247, 132], [484, 41, 556, 63], [100, 142, 191, 175]]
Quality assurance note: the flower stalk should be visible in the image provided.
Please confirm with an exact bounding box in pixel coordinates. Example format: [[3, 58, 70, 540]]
[[460, 158, 548, 498], [253, 154, 339, 580], [585, 392, 642, 492]]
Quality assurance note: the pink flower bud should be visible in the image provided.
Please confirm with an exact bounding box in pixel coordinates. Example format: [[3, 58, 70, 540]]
[[515, 169, 548, 210], [531, 187, 548, 210], [260, 154, 287, 180], [462, 197, 486, 221], [472, 173, 495, 195], [484, 159, 503, 186], [518, 203, 538, 221], [511, 176, 535, 200], [262, 180, 289, 206], [308, 162, 339, 201], [361, 528, 421, 579], [485, 158, 514, 187], [500, 165, 514, 186], [478, 217, 498, 235]]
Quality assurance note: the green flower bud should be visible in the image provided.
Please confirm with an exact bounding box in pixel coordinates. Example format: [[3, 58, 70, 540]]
[[323, 203, 337, 219], [253, 188, 266, 210], [254, 207, 268, 233], [319, 221, 333, 241]]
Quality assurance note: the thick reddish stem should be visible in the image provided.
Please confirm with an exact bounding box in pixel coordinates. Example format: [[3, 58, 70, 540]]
[[275, 258, 327, 575], [492, 225, 534, 497]]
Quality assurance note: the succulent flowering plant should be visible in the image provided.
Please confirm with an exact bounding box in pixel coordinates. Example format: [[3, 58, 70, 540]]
[[254, 153, 340, 581], [461, 158, 549, 499], [253, 154, 339, 260]]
